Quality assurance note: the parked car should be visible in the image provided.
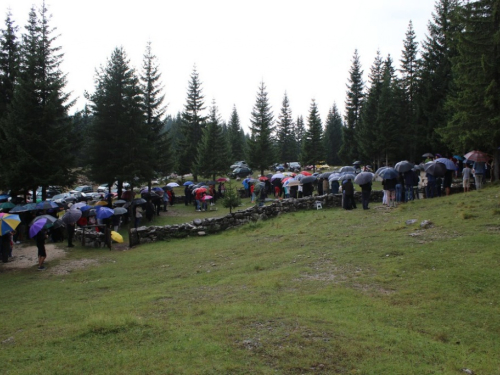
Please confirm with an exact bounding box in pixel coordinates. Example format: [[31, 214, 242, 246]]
[[288, 162, 301, 172], [70, 185, 93, 194], [228, 167, 253, 178], [97, 182, 130, 193], [230, 161, 248, 169], [275, 164, 285, 172]]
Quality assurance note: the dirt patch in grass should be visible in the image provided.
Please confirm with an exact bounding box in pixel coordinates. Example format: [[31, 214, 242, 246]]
[[0, 243, 99, 275]]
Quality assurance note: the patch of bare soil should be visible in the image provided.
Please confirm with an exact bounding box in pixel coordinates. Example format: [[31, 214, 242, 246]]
[[0, 243, 99, 275]]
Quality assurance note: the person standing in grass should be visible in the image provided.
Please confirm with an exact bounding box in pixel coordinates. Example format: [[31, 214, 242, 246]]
[[360, 181, 372, 210], [36, 228, 48, 270], [462, 164, 471, 193]]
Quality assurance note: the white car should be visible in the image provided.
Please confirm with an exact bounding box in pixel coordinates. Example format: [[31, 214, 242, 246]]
[[98, 182, 130, 192]]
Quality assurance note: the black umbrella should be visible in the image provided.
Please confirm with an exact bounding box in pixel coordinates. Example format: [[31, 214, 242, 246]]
[[340, 166, 356, 173], [394, 160, 414, 173], [424, 161, 447, 177], [300, 176, 317, 184], [352, 161, 362, 165], [319, 172, 332, 179], [132, 198, 147, 205], [113, 199, 127, 206], [378, 167, 399, 180], [61, 209, 82, 225]]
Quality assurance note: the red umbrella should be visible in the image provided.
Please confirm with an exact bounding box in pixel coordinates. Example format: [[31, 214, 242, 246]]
[[464, 150, 490, 162], [282, 177, 292, 184], [300, 171, 312, 176], [216, 178, 228, 182], [258, 176, 269, 181]]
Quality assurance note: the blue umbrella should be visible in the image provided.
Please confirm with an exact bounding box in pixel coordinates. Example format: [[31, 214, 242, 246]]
[[30, 218, 48, 238], [152, 187, 163, 192], [8, 205, 28, 213], [95, 206, 114, 219], [183, 181, 194, 186], [35, 201, 59, 210], [378, 167, 399, 180], [435, 157, 456, 171]]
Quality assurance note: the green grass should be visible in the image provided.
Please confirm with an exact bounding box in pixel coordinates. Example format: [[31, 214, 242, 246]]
[[1, 187, 500, 374]]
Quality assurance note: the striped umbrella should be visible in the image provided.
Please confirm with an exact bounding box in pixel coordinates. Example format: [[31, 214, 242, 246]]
[[0, 214, 21, 235]]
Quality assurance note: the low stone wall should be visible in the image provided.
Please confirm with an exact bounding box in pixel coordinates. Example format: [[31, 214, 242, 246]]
[[129, 191, 384, 247]]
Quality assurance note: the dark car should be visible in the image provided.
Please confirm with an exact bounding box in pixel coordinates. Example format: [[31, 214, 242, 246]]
[[228, 167, 253, 178], [230, 161, 248, 169], [275, 164, 285, 172], [288, 162, 301, 172]]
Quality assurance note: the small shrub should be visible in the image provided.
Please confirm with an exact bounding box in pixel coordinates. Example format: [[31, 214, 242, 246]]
[[492, 209, 500, 216], [461, 212, 475, 220]]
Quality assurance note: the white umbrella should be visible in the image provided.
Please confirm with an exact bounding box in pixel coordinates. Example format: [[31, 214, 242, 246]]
[[271, 173, 285, 181], [167, 182, 180, 187]]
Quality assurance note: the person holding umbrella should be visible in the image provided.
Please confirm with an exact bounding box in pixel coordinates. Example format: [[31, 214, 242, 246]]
[[36, 228, 48, 270]]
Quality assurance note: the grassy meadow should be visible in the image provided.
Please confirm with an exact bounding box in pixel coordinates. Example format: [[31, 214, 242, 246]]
[[1, 185, 499, 374]]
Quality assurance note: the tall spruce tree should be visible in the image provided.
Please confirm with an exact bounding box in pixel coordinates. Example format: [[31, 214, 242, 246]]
[[0, 10, 19, 120], [227, 105, 246, 161], [301, 100, 324, 171], [0, 4, 76, 198], [377, 56, 400, 165], [87, 47, 149, 189], [178, 67, 206, 180], [443, 0, 500, 179], [275, 92, 296, 164], [417, 0, 461, 154], [195, 100, 230, 180], [399, 21, 421, 161], [294, 115, 305, 161], [140, 41, 173, 184], [339, 49, 364, 164], [247, 81, 274, 176], [323, 103, 343, 166]]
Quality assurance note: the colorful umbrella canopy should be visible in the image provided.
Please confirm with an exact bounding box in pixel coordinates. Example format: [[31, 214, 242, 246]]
[[0, 214, 21, 235], [29, 218, 47, 238], [464, 150, 490, 163]]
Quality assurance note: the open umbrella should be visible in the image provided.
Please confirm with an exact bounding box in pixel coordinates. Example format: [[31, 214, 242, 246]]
[[183, 181, 194, 186], [319, 172, 332, 179], [339, 166, 356, 173], [339, 173, 356, 181], [110, 231, 123, 243], [422, 152, 434, 158], [217, 178, 229, 182], [435, 157, 456, 170], [464, 150, 490, 162], [258, 176, 269, 181], [61, 209, 82, 225], [424, 161, 447, 177], [203, 195, 213, 200], [167, 182, 180, 187], [394, 160, 414, 173], [72, 201, 88, 209], [0, 214, 21, 235], [96, 206, 114, 220], [453, 155, 464, 161], [352, 161, 362, 165], [285, 180, 301, 187], [29, 218, 48, 238], [354, 172, 374, 185], [113, 207, 127, 215], [35, 201, 59, 210], [0, 202, 15, 211], [300, 175, 317, 184], [132, 198, 147, 206], [94, 200, 108, 206], [328, 172, 341, 181], [300, 171, 312, 176], [29, 214, 59, 226], [8, 205, 27, 214], [271, 173, 284, 181], [113, 199, 127, 206], [377, 168, 398, 180]]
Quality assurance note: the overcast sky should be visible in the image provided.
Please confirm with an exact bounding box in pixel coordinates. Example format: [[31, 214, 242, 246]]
[[5, 0, 438, 132]]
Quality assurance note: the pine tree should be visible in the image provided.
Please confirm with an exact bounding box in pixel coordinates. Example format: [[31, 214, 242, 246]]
[[0, 3, 76, 197], [178, 67, 207, 180], [443, 0, 500, 179], [301, 100, 324, 172], [0, 10, 19, 119], [87, 47, 148, 189], [247, 82, 274, 176], [417, 0, 461, 154], [357, 50, 384, 165], [323, 103, 343, 166], [140, 41, 173, 183], [275, 92, 296, 164], [377, 57, 400, 165], [194, 100, 230, 180], [339, 49, 364, 164], [399, 21, 421, 161], [294, 115, 305, 161], [227, 105, 246, 161]]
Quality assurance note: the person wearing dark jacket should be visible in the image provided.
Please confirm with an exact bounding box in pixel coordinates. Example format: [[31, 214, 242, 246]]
[[360, 181, 372, 210], [342, 179, 356, 210]]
